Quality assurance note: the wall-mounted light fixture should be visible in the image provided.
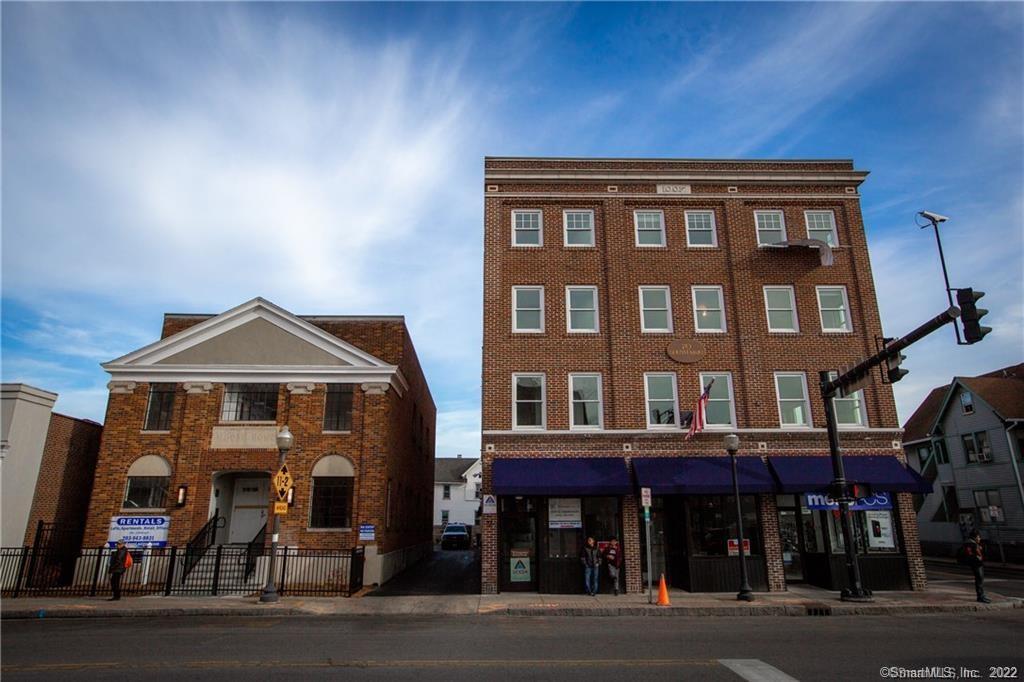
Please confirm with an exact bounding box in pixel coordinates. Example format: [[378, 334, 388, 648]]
[[286, 486, 295, 507], [176, 485, 188, 507]]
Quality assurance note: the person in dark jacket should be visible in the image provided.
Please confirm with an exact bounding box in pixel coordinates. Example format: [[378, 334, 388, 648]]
[[108, 540, 129, 601], [603, 538, 622, 596], [965, 530, 991, 603], [580, 536, 601, 596]]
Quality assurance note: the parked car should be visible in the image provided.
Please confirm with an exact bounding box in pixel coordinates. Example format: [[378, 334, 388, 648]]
[[440, 524, 471, 550]]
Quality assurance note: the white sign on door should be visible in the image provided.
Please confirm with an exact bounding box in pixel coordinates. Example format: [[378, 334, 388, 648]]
[[548, 498, 582, 529]]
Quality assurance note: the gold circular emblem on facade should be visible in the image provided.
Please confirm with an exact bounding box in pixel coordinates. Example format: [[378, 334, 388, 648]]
[[666, 339, 704, 364]]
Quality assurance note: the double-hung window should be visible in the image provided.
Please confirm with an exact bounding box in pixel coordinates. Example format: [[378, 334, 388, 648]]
[[324, 384, 354, 431], [827, 371, 867, 427], [513, 373, 546, 429], [755, 210, 786, 246], [512, 286, 544, 333], [443, 484, 451, 500], [764, 286, 798, 332], [566, 286, 599, 333], [221, 384, 279, 422], [569, 373, 603, 429], [805, 210, 838, 245], [960, 391, 974, 415], [692, 286, 725, 333], [974, 490, 1004, 523], [698, 372, 736, 428], [144, 383, 176, 431], [817, 286, 851, 332], [685, 211, 717, 247], [963, 431, 993, 463], [639, 286, 672, 333], [774, 373, 812, 428], [634, 210, 666, 247], [563, 210, 595, 247], [512, 210, 542, 247], [645, 373, 678, 429]]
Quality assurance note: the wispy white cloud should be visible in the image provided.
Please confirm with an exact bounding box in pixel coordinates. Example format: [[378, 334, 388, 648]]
[[436, 404, 481, 458]]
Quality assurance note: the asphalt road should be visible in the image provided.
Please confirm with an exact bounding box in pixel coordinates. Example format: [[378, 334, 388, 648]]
[[368, 549, 480, 596], [3, 612, 1022, 681]]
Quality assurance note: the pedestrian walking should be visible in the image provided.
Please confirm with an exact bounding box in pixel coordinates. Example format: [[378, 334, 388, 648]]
[[961, 529, 991, 603], [108, 540, 130, 601], [603, 537, 622, 596], [580, 536, 602, 596]]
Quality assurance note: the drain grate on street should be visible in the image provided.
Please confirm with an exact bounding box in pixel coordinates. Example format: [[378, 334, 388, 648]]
[[805, 604, 833, 616]]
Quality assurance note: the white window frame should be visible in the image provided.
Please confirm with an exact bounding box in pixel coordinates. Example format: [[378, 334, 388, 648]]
[[827, 371, 867, 428], [774, 372, 812, 428], [512, 373, 546, 430], [511, 209, 543, 247], [639, 286, 673, 333], [644, 372, 679, 430], [512, 286, 544, 334], [698, 372, 736, 429], [755, 210, 787, 246], [691, 285, 726, 334], [633, 210, 666, 247], [565, 286, 599, 333], [763, 285, 799, 333], [804, 210, 839, 246], [960, 391, 974, 415], [568, 373, 604, 430], [563, 209, 595, 248], [816, 285, 852, 333], [684, 210, 718, 248]]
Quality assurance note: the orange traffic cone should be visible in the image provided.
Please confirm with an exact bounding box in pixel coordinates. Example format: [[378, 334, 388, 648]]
[[656, 573, 671, 606]]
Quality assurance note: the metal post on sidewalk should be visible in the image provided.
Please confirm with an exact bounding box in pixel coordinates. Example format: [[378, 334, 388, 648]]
[[725, 434, 754, 602], [260, 426, 294, 604]]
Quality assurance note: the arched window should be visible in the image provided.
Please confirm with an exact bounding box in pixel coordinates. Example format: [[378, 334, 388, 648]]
[[309, 455, 355, 529], [123, 455, 172, 509]]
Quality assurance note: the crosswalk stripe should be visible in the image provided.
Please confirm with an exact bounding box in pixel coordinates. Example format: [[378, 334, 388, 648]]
[[719, 658, 799, 682]]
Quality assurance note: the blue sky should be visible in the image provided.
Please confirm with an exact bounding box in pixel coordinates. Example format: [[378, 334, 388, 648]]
[[2, 2, 1022, 455]]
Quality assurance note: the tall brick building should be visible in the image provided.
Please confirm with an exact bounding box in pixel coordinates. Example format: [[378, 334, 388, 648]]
[[480, 157, 927, 595], [81, 298, 435, 586]]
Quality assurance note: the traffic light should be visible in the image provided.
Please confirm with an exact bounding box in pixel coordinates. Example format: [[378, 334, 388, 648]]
[[884, 339, 909, 384], [957, 288, 991, 344]]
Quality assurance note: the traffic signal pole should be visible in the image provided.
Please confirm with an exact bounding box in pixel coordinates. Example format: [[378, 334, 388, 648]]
[[821, 305, 961, 602], [920, 213, 963, 344]]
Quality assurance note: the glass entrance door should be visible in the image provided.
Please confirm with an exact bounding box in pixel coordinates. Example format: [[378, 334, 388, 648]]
[[499, 497, 537, 592], [778, 509, 805, 582]]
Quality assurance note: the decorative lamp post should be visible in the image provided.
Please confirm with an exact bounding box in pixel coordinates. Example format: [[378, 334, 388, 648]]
[[725, 433, 754, 602], [260, 425, 293, 603]]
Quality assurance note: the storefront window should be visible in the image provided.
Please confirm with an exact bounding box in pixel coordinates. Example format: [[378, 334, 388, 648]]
[[547, 529, 580, 558], [686, 495, 761, 556], [824, 508, 899, 554], [583, 497, 620, 542]]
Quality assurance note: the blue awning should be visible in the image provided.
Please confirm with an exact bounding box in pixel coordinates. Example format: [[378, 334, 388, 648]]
[[492, 457, 632, 496], [767, 455, 923, 493], [632, 456, 776, 495]]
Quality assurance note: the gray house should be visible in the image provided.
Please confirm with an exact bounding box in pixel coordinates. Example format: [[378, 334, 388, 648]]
[[904, 364, 1024, 562]]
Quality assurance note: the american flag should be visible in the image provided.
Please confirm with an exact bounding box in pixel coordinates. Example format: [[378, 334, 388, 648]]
[[685, 378, 715, 440]]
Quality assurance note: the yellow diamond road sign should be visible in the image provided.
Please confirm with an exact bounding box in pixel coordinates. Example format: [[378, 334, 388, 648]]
[[273, 464, 293, 501]]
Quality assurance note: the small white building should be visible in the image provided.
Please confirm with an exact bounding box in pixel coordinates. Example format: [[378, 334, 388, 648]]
[[433, 456, 481, 540]]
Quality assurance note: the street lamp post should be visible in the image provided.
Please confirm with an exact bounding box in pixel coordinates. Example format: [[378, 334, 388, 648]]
[[725, 433, 754, 602], [259, 425, 293, 604]]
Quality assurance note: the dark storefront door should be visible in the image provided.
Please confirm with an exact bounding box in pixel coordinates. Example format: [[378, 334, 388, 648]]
[[499, 497, 537, 592], [538, 497, 622, 594], [777, 509, 805, 582]]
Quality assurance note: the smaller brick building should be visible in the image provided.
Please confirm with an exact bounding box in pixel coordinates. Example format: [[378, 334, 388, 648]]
[[1, 384, 103, 549], [81, 298, 436, 586]]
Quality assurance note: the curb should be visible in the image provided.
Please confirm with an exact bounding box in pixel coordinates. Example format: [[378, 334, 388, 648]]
[[3, 599, 1020, 620]]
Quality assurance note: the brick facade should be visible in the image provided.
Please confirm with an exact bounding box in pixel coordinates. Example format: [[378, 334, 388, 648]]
[[480, 157, 923, 594], [81, 304, 435, 571], [22, 413, 103, 546]]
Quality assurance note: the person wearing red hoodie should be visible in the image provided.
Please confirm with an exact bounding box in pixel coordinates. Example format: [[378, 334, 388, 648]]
[[603, 538, 623, 596]]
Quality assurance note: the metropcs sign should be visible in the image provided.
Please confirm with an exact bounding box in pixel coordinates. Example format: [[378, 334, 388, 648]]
[[804, 492, 892, 511]]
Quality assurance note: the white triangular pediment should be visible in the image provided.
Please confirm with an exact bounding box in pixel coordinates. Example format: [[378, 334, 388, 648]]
[[104, 298, 390, 369]]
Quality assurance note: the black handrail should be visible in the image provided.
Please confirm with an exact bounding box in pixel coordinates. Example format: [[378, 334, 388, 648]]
[[181, 513, 221, 584], [244, 523, 267, 581]]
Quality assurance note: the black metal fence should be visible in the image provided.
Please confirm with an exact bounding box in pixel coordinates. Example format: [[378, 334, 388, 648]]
[[1, 545, 364, 598]]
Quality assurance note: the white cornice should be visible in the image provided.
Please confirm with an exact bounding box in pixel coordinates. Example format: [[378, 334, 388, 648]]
[[482, 427, 902, 436], [484, 172, 868, 183], [486, 192, 860, 200]]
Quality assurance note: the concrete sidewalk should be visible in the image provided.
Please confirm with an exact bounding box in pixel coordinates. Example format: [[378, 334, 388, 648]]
[[3, 580, 1021, 620]]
